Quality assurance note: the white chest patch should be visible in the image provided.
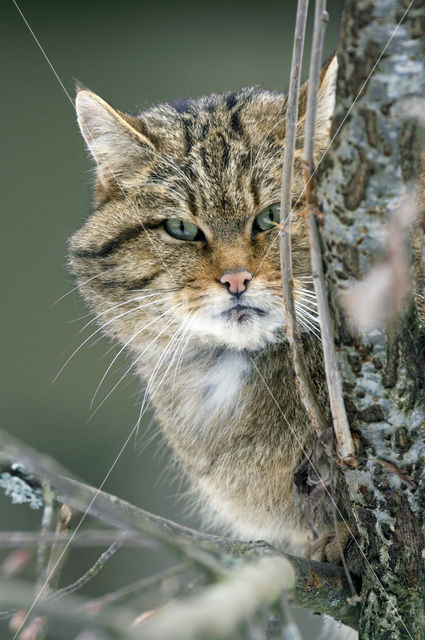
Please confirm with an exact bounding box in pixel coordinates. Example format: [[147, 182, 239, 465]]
[[201, 351, 251, 412]]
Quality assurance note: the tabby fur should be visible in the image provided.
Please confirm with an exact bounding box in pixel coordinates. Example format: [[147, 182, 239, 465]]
[[70, 60, 337, 554]]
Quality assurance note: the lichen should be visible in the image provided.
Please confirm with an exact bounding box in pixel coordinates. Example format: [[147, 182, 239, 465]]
[[0, 463, 43, 510]]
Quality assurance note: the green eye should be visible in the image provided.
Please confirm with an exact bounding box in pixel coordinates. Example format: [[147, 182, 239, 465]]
[[254, 203, 281, 232], [165, 219, 202, 241]]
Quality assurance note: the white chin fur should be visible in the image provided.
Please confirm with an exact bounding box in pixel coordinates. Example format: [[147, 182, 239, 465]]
[[185, 307, 284, 350]]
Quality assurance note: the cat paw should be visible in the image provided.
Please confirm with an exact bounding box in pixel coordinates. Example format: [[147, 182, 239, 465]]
[[307, 521, 357, 564]]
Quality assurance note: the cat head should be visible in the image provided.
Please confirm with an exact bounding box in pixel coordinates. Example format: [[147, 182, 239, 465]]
[[69, 57, 337, 353]]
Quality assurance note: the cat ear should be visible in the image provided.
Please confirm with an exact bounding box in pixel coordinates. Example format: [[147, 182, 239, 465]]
[[296, 55, 337, 148], [315, 55, 338, 138], [75, 88, 156, 186]]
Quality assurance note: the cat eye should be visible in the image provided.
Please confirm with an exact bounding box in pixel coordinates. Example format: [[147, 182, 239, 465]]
[[253, 203, 281, 232], [165, 219, 204, 242]]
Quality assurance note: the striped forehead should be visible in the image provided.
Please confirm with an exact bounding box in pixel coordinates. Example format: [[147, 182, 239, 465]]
[[153, 106, 277, 233]]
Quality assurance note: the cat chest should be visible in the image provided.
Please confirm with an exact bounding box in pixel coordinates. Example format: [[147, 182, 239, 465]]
[[152, 350, 252, 442], [200, 351, 251, 413]]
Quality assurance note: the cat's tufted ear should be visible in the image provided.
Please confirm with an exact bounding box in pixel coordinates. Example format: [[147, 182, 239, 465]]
[[315, 55, 338, 139], [296, 55, 337, 149], [75, 88, 156, 186]]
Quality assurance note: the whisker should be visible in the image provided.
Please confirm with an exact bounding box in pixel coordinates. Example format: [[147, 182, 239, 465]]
[[152, 311, 199, 404], [294, 286, 317, 296], [294, 293, 318, 305], [134, 409, 157, 455], [88, 303, 187, 418], [66, 311, 94, 324], [128, 286, 181, 294], [297, 318, 320, 338], [295, 300, 319, 313], [163, 318, 192, 396], [296, 315, 321, 339], [52, 304, 145, 383], [52, 272, 109, 306], [295, 302, 320, 322], [89, 300, 186, 412], [145, 325, 187, 397], [296, 311, 320, 328], [132, 318, 187, 439], [88, 310, 184, 420], [171, 317, 197, 402], [133, 324, 189, 441], [79, 293, 166, 333]]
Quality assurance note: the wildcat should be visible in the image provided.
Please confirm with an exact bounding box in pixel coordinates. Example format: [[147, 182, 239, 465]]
[[70, 57, 358, 637]]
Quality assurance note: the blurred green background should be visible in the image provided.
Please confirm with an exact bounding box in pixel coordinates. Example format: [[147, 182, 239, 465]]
[[1, 1, 345, 637]]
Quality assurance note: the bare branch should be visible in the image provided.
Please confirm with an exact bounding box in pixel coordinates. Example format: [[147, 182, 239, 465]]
[[44, 504, 73, 594], [0, 578, 139, 639], [280, 0, 328, 437], [0, 427, 358, 627], [0, 544, 122, 627], [48, 542, 121, 604], [35, 484, 54, 591], [84, 563, 192, 614], [303, 0, 355, 461], [0, 530, 155, 549]]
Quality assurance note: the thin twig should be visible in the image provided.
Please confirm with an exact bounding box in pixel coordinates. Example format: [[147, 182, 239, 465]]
[[34, 484, 54, 591], [280, 0, 328, 437], [44, 504, 72, 596], [0, 530, 156, 549], [48, 541, 122, 604], [83, 563, 191, 614], [302, 0, 355, 462], [31, 484, 54, 640], [0, 429, 227, 576], [0, 428, 358, 628], [0, 578, 139, 639], [0, 543, 122, 625]]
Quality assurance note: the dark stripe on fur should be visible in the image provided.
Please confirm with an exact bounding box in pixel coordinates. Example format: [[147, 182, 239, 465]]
[[217, 133, 230, 167], [250, 176, 260, 208], [181, 118, 193, 155], [171, 98, 193, 114], [71, 224, 154, 259], [201, 122, 210, 139], [137, 119, 161, 148], [200, 146, 210, 171], [230, 107, 244, 136], [225, 92, 238, 110], [124, 273, 161, 290], [89, 273, 160, 292], [186, 187, 198, 217]]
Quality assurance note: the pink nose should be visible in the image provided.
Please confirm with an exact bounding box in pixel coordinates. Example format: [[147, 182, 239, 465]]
[[219, 269, 252, 295]]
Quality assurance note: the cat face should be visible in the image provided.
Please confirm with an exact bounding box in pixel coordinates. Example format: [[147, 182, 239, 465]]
[[70, 60, 336, 353]]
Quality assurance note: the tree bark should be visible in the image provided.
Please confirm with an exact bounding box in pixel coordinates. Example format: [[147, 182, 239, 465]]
[[317, 1, 425, 637]]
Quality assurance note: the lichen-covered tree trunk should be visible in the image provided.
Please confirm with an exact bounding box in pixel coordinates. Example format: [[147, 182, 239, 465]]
[[317, 1, 425, 638]]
